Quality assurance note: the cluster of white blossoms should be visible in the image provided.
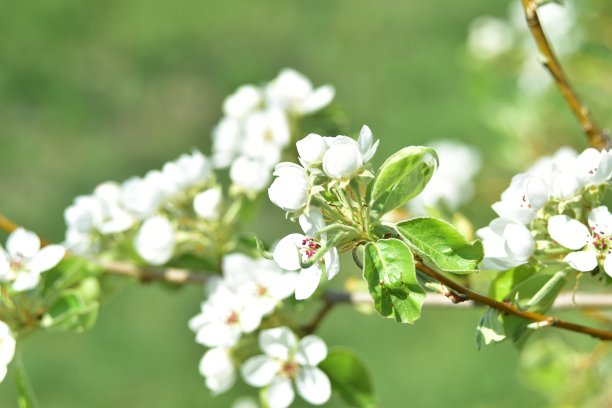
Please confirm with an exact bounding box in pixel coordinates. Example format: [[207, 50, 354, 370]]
[[408, 140, 481, 215], [212, 69, 335, 193], [188, 254, 298, 394], [64, 150, 214, 264], [241, 327, 331, 408], [268, 126, 379, 299], [479, 147, 612, 272], [0, 321, 16, 383], [467, 1, 581, 94], [0, 228, 65, 292]]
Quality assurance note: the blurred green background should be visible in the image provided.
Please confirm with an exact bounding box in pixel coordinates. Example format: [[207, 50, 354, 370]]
[[0, 0, 605, 407]]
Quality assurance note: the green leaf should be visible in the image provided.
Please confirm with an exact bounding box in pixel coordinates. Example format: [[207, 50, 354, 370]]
[[502, 271, 567, 347], [41, 291, 99, 333], [396, 217, 483, 273], [42, 257, 99, 294], [363, 238, 426, 323], [475, 308, 506, 350], [488, 265, 535, 301], [320, 348, 375, 408], [369, 146, 438, 216]]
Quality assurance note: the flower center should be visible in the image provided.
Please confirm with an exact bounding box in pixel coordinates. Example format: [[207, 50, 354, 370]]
[[256, 284, 268, 297], [590, 227, 610, 252], [226, 311, 239, 325], [280, 360, 299, 378], [300, 237, 321, 260], [520, 194, 533, 209], [9, 257, 25, 272]]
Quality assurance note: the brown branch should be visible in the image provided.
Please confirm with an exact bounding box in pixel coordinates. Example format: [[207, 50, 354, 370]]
[[301, 298, 335, 335], [98, 260, 208, 285], [521, 0, 611, 150], [415, 260, 612, 341]]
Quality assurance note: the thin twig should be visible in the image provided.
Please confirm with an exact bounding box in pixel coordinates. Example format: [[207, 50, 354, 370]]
[[98, 260, 209, 285], [521, 0, 610, 150], [301, 298, 335, 335], [415, 260, 612, 341]]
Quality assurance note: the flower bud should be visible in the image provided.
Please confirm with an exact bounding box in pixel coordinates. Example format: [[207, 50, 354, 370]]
[[135, 216, 175, 265], [297, 134, 328, 165], [322, 139, 363, 180], [194, 188, 223, 220], [268, 163, 309, 212]]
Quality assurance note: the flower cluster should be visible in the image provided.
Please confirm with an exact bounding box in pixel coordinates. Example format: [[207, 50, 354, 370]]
[[189, 254, 298, 394], [479, 147, 612, 272], [64, 150, 214, 264], [212, 69, 335, 193], [268, 126, 379, 298], [0, 228, 65, 292], [0, 320, 16, 383], [467, 1, 581, 94]]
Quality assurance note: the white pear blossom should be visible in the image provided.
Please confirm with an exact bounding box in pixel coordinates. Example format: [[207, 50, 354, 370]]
[[322, 126, 378, 180], [230, 156, 272, 193], [121, 176, 164, 220], [0, 321, 16, 383], [223, 85, 262, 119], [199, 347, 236, 395], [273, 209, 339, 300], [477, 218, 535, 270], [322, 137, 363, 180], [492, 173, 548, 225], [162, 150, 212, 192], [297, 133, 328, 167], [64, 182, 133, 237], [212, 117, 243, 168], [0, 228, 65, 292], [575, 148, 612, 186], [189, 277, 263, 348], [134, 216, 175, 265], [265, 69, 335, 115], [241, 327, 331, 408], [194, 188, 223, 220], [268, 163, 310, 213], [548, 206, 612, 276], [241, 108, 290, 167], [222, 254, 298, 316], [409, 140, 481, 214]]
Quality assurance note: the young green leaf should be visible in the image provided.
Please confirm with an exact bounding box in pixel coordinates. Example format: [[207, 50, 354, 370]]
[[363, 238, 426, 323], [41, 291, 99, 333], [369, 146, 438, 217], [502, 271, 567, 347], [475, 308, 506, 350], [319, 348, 375, 408], [396, 217, 483, 273]]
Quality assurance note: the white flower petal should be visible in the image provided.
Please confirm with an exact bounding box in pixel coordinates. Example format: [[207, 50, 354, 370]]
[[299, 209, 325, 237], [548, 215, 590, 250], [563, 250, 598, 272], [300, 85, 335, 115], [295, 266, 322, 300], [295, 367, 332, 406], [296, 335, 327, 366], [7, 228, 40, 259], [587, 206, 612, 233], [199, 347, 236, 394], [503, 223, 534, 260], [266, 377, 295, 408], [325, 248, 340, 280], [259, 326, 298, 360], [0, 250, 11, 281], [604, 253, 612, 277], [11, 272, 40, 292], [273, 234, 304, 271], [27, 245, 65, 274], [0, 366, 6, 384], [241, 355, 280, 387]]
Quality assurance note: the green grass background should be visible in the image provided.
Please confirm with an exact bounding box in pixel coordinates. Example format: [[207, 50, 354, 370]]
[[0, 0, 599, 406]]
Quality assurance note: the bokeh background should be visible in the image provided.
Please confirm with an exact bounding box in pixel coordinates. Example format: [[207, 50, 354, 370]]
[[0, 0, 609, 406]]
